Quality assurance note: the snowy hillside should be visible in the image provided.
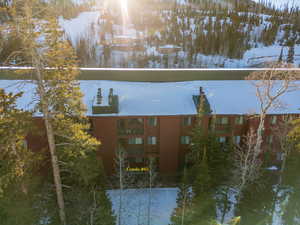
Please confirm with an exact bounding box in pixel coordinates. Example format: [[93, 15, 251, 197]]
[[57, 0, 300, 68], [252, 0, 300, 9]]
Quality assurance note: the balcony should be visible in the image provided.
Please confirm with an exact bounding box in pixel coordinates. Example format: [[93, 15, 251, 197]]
[[212, 124, 232, 134], [118, 128, 144, 135], [117, 118, 144, 135]]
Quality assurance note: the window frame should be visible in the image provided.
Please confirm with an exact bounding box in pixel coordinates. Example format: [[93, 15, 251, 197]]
[[234, 136, 241, 144], [235, 116, 243, 125], [148, 117, 158, 127], [147, 136, 157, 145], [219, 136, 226, 143], [270, 116, 277, 125], [216, 117, 229, 125], [183, 116, 192, 126], [180, 136, 190, 145], [128, 137, 143, 145]]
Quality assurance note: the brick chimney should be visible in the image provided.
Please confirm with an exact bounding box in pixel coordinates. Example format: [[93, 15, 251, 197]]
[[97, 88, 102, 105], [199, 86, 204, 95], [109, 88, 113, 105], [92, 87, 119, 114], [192, 86, 211, 114]]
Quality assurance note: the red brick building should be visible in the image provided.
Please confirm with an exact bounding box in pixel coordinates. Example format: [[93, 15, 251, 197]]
[[2, 80, 299, 175]]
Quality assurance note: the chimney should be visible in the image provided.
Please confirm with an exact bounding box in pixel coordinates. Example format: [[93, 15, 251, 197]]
[[109, 88, 113, 105], [97, 88, 102, 105], [198, 86, 205, 113], [199, 86, 204, 95]]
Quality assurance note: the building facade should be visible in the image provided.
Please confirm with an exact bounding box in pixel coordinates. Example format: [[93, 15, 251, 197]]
[[2, 80, 299, 175]]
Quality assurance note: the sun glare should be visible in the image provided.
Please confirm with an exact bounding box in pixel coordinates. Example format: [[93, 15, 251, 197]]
[[119, 0, 129, 31]]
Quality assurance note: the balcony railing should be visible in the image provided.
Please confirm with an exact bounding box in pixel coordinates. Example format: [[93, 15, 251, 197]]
[[211, 124, 232, 134], [118, 128, 144, 135]]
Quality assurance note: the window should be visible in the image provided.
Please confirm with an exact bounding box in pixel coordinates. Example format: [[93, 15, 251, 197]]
[[117, 119, 144, 135], [181, 136, 190, 144], [270, 116, 277, 125], [23, 140, 28, 149], [127, 148, 144, 156], [183, 117, 192, 126], [128, 118, 144, 126], [276, 152, 284, 161], [148, 136, 157, 145], [234, 136, 241, 144], [148, 117, 157, 126], [117, 119, 126, 129], [219, 136, 226, 143], [129, 157, 144, 164], [235, 116, 243, 125], [118, 138, 127, 146], [128, 137, 143, 144], [267, 135, 273, 144], [135, 157, 143, 163], [217, 117, 229, 125]]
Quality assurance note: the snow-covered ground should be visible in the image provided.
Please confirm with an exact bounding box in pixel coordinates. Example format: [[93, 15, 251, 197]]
[[215, 187, 238, 224], [106, 185, 296, 225], [107, 188, 178, 225]]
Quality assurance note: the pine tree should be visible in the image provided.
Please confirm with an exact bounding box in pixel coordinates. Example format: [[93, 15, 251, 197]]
[[0, 89, 45, 225], [0, 89, 33, 196], [278, 46, 284, 62], [281, 150, 300, 225], [170, 158, 193, 225], [287, 45, 295, 63], [4, 1, 115, 224]]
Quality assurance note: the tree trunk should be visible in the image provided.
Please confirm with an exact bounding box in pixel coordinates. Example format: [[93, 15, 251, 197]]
[[34, 61, 67, 225], [118, 152, 123, 225], [254, 113, 265, 157], [147, 170, 152, 225]]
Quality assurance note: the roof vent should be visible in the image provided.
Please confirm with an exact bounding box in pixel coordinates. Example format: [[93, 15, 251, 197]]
[[92, 88, 119, 114]]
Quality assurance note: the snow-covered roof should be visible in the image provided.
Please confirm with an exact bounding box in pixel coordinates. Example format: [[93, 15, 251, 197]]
[[0, 80, 299, 116]]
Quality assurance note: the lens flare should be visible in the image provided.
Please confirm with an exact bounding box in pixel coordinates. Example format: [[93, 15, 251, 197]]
[[119, 0, 129, 32]]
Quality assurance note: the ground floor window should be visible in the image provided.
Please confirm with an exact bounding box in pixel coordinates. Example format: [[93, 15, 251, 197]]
[[233, 136, 241, 144], [181, 136, 190, 145], [128, 137, 143, 144], [219, 136, 226, 143]]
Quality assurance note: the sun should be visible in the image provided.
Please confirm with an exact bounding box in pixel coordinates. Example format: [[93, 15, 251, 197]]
[[119, 0, 129, 28]]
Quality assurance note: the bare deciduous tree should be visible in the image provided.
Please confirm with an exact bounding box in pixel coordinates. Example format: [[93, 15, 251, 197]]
[[233, 129, 263, 201], [147, 157, 157, 225], [234, 63, 300, 199], [246, 63, 300, 160]]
